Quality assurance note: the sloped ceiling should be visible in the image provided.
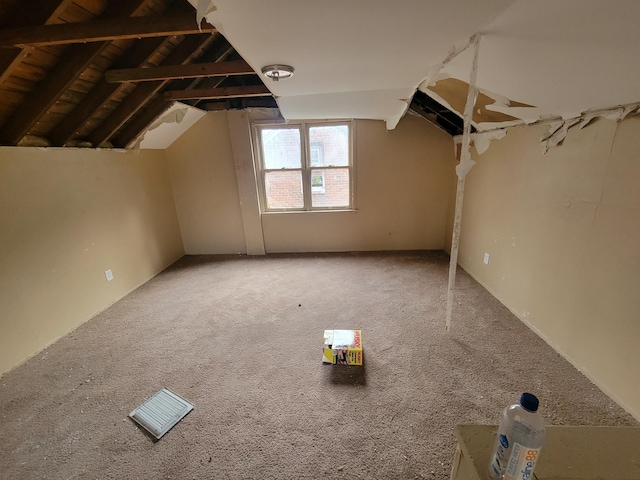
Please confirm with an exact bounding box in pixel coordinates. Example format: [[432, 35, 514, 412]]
[[2, 1, 639, 149], [196, 0, 640, 131], [0, 0, 275, 149]]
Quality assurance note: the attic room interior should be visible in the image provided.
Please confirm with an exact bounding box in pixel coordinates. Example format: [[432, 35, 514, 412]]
[[1, 0, 639, 478]]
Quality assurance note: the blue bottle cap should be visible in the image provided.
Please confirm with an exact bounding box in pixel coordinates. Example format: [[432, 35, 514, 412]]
[[520, 392, 539, 412]]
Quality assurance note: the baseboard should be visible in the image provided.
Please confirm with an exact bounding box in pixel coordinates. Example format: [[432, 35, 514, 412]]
[[1, 253, 184, 378], [456, 260, 640, 423]]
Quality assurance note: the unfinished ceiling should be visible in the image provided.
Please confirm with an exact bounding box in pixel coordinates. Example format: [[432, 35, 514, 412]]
[[196, 0, 640, 131], [2, 1, 639, 149], [0, 0, 274, 148]]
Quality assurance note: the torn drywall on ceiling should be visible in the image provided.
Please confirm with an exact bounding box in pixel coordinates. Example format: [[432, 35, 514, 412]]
[[418, 36, 476, 91], [194, 1, 514, 130], [133, 102, 206, 150], [539, 102, 640, 153], [425, 78, 533, 124], [473, 129, 507, 154], [540, 119, 579, 153], [196, 0, 217, 29], [454, 129, 508, 156], [456, 35, 481, 175]]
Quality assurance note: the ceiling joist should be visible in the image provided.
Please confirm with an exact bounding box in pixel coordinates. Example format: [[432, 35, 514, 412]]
[[165, 85, 271, 101], [0, 0, 150, 146], [88, 34, 216, 147], [0, 0, 74, 84], [113, 40, 237, 148], [0, 13, 215, 47], [105, 59, 254, 83], [0, 0, 272, 148], [49, 35, 170, 146]]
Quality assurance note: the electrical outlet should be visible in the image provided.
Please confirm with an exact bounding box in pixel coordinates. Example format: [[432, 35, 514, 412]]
[[105, 269, 114, 281], [483, 253, 490, 265]]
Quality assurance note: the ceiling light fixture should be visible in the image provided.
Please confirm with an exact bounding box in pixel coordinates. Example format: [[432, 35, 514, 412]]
[[261, 64, 295, 82]]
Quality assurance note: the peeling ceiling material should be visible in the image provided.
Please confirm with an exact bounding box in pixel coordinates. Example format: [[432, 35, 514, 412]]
[[195, 0, 640, 134], [409, 90, 471, 137], [135, 101, 205, 149], [427, 78, 532, 124], [3, 0, 639, 147], [0, 0, 275, 148], [193, 0, 513, 129]]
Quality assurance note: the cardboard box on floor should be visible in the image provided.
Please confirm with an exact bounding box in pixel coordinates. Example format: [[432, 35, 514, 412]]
[[323, 329, 363, 365]]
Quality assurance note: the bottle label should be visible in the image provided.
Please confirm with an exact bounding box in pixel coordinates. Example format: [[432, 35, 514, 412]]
[[489, 434, 510, 477], [504, 442, 541, 480]]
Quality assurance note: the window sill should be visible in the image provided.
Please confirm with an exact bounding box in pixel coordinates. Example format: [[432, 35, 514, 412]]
[[262, 208, 357, 215]]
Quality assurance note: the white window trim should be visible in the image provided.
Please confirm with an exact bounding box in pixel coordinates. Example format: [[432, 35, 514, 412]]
[[252, 119, 355, 213]]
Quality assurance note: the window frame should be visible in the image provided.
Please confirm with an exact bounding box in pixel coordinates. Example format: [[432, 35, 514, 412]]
[[253, 120, 355, 213]]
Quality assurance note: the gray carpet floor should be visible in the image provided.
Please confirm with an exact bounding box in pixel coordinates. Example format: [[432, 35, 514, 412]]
[[0, 251, 636, 479]]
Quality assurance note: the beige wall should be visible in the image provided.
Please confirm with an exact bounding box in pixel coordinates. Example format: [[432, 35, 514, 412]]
[[263, 116, 455, 252], [166, 112, 247, 254], [0, 147, 184, 375], [457, 117, 640, 419], [166, 112, 456, 254]]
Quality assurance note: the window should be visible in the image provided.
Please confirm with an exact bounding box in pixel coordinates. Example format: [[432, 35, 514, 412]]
[[254, 121, 353, 211]]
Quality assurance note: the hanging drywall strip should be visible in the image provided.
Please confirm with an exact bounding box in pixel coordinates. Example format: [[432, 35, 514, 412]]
[[453, 130, 508, 156], [473, 102, 640, 150], [418, 36, 476, 91], [130, 102, 191, 151], [473, 130, 507, 155], [540, 118, 581, 153], [196, 0, 217, 30], [445, 34, 480, 331]]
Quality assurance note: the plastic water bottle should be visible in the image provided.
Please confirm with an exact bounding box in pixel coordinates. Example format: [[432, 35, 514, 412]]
[[488, 393, 546, 480]]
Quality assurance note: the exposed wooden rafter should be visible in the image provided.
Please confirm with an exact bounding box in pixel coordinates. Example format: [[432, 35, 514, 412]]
[[48, 35, 170, 147], [165, 85, 270, 101], [202, 97, 278, 111], [0, 0, 272, 148], [105, 60, 254, 83], [0, 0, 149, 146], [0, 13, 215, 47], [111, 44, 237, 148], [87, 34, 215, 148], [0, 0, 74, 85]]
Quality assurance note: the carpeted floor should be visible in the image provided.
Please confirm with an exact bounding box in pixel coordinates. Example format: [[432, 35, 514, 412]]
[[0, 251, 636, 479]]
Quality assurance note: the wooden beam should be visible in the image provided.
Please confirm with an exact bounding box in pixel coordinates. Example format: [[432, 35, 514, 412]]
[[48, 36, 170, 146], [105, 60, 254, 83], [0, 0, 75, 91], [0, 13, 215, 47], [111, 95, 174, 148], [165, 85, 271, 101], [0, 0, 148, 145], [87, 34, 215, 148], [0, 0, 71, 29], [109, 36, 236, 148], [49, 0, 199, 145], [201, 97, 278, 111]]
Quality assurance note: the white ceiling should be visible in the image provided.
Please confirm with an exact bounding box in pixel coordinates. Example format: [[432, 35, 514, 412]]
[[192, 0, 640, 130], [137, 102, 205, 149]]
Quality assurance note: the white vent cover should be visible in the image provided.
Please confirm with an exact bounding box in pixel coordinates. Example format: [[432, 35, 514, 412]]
[[129, 388, 194, 439]]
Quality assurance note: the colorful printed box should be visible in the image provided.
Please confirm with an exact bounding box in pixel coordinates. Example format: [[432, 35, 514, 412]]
[[322, 329, 363, 365]]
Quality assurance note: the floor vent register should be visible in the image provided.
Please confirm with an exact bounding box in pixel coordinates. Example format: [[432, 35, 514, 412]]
[[129, 388, 194, 439]]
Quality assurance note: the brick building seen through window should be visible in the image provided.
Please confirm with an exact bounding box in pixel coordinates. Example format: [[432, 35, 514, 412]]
[[255, 122, 352, 211]]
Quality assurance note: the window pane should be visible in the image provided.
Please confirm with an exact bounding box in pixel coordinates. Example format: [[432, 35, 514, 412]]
[[261, 128, 301, 169], [265, 170, 303, 209], [311, 168, 350, 208], [308, 125, 349, 167]]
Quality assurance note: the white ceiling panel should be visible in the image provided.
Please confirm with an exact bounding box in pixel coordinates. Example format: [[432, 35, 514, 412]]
[[192, 0, 640, 130]]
